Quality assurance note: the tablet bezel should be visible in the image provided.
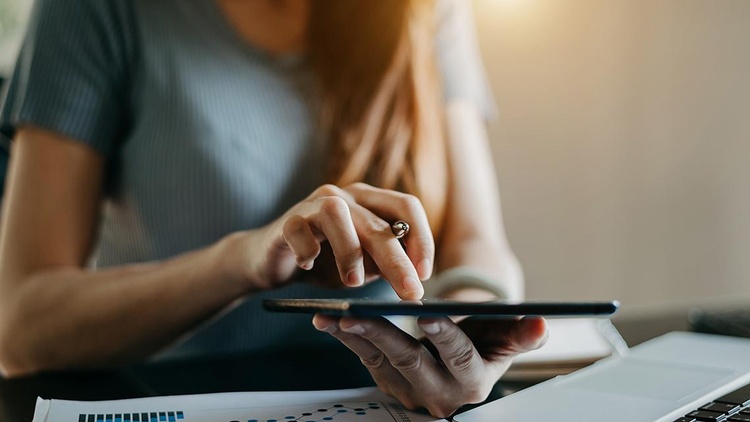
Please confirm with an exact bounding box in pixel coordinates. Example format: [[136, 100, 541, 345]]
[[262, 298, 620, 318]]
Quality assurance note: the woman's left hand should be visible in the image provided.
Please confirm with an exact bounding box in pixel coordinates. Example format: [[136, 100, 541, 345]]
[[312, 314, 548, 418]]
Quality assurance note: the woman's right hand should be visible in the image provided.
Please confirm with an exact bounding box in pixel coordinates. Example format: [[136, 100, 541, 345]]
[[223, 183, 435, 300]]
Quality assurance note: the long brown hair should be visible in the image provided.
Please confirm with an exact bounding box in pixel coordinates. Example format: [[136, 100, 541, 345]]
[[309, 0, 448, 235]]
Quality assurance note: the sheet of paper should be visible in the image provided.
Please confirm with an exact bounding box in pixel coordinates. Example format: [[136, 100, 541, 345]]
[[32, 387, 444, 422]]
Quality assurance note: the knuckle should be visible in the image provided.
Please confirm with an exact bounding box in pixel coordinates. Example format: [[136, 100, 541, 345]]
[[399, 193, 423, 213], [447, 345, 477, 373], [314, 184, 342, 197], [359, 352, 387, 370], [349, 182, 371, 191], [318, 196, 349, 216], [390, 351, 423, 374], [282, 215, 307, 235]]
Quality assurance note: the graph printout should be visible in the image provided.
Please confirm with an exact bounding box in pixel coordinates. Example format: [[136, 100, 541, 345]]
[[32, 387, 444, 422]]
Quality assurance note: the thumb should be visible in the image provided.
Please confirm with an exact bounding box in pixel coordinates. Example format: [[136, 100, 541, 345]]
[[514, 316, 549, 353]]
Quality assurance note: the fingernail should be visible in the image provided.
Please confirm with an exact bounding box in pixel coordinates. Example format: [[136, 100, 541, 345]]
[[420, 322, 440, 335], [402, 276, 424, 298], [316, 324, 337, 334], [342, 324, 365, 335], [522, 322, 548, 350], [347, 269, 363, 287], [299, 260, 313, 270], [418, 259, 432, 280], [528, 334, 547, 350]]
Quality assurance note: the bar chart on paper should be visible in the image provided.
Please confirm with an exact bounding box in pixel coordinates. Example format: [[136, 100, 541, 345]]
[[76, 412, 184, 422], [34, 388, 443, 422], [73, 402, 409, 422]]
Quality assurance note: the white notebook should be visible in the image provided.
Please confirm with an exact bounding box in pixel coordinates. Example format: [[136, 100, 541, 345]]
[[504, 318, 629, 381]]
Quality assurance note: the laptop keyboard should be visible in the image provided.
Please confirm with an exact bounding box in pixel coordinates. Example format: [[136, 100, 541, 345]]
[[674, 381, 750, 421]]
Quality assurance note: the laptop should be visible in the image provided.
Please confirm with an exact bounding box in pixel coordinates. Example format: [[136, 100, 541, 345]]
[[455, 332, 750, 422]]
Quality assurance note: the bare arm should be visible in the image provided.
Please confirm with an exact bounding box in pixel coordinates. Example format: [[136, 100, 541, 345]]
[[0, 128, 434, 378], [0, 127, 252, 376], [436, 101, 524, 301]]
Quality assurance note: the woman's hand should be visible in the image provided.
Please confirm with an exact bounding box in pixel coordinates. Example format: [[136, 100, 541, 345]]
[[225, 183, 434, 299], [312, 314, 548, 418]]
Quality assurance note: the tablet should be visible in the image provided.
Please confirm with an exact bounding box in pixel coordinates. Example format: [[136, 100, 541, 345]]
[[262, 298, 620, 318]]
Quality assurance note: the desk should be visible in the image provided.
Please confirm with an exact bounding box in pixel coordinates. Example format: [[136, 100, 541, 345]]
[[0, 312, 691, 422]]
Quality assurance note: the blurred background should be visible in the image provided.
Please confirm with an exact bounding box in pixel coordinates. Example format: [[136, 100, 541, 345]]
[[1, 0, 749, 319], [0, 0, 31, 77], [472, 0, 750, 319]]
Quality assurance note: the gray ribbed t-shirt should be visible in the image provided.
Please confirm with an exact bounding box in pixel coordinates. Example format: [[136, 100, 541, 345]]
[[0, 0, 496, 360]]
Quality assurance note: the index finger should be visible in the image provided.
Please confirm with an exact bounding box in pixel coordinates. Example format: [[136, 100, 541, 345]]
[[345, 183, 435, 281], [417, 317, 486, 387], [348, 202, 424, 299]]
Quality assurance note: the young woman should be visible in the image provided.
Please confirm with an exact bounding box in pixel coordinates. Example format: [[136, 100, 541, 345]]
[[0, 0, 546, 417]]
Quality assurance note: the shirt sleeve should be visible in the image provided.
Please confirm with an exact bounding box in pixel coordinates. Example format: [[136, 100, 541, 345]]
[[0, 0, 137, 158], [434, 0, 498, 119]]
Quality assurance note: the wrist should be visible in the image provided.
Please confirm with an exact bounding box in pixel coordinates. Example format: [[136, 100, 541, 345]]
[[440, 287, 499, 302], [213, 230, 265, 293], [424, 266, 511, 301]]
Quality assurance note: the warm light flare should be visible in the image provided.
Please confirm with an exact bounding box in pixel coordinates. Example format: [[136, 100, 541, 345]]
[[474, 0, 535, 15]]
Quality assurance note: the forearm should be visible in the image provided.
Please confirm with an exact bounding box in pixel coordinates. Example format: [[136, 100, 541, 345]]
[[0, 235, 248, 377], [434, 101, 524, 301], [433, 235, 524, 301]]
